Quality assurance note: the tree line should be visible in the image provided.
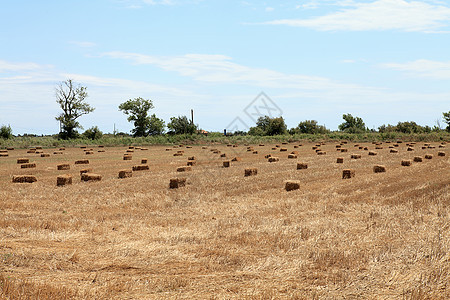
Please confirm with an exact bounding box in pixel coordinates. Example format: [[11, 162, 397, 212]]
[[1, 79, 449, 139]]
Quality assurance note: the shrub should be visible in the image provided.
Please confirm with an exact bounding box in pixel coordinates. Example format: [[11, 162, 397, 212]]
[[0, 125, 13, 139]]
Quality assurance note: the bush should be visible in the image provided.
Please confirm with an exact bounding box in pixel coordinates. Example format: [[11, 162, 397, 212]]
[[82, 126, 103, 140], [248, 116, 287, 136], [0, 125, 13, 139]]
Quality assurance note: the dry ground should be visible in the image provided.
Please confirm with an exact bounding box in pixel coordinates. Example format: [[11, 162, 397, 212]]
[[0, 141, 449, 299]]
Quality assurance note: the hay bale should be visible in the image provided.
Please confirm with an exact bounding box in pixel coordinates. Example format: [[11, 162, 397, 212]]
[[118, 170, 133, 178], [336, 157, 344, 163], [342, 169, 355, 179], [336, 145, 342, 148], [390, 149, 399, 153], [373, 165, 386, 173], [27, 149, 36, 154], [12, 175, 37, 183], [233, 145, 238, 148], [231, 157, 242, 162], [202, 146, 208, 149], [288, 154, 297, 159], [280, 148, 288, 152], [35, 150, 44, 154], [271, 147, 277, 150], [59, 147, 65, 151], [57, 164, 70, 170], [312, 146, 318, 150], [368, 151, 377, 156], [259, 144, 265, 146], [364, 147, 369, 150], [401, 160, 412, 166], [140, 148, 148, 151], [291, 151, 299, 155], [425, 154, 433, 159], [141, 158, 148, 164], [35, 146, 42, 150], [187, 161, 197, 166], [413, 156, 423, 162], [166, 148, 172, 151], [244, 168, 258, 177], [129, 146, 135, 149], [57, 175, 72, 186], [132, 165, 149, 171], [81, 173, 102, 182], [375, 146, 383, 149], [268, 157, 279, 162], [53, 151, 63, 155], [126, 149, 134, 153], [294, 145, 299, 148], [17, 158, 29, 164], [173, 153, 183, 156], [75, 159, 89, 164], [80, 168, 92, 175], [351, 154, 361, 159], [220, 153, 227, 157], [285, 180, 300, 192], [265, 154, 272, 159], [40, 153, 50, 157], [188, 156, 196, 160], [275, 144, 281, 148], [177, 166, 192, 172], [169, 177, 186, 189], [98, 145, 104, 148], [6, 147, 14, 150], [123, 155, 132, 160], [407, 147, 414, 151], [297, 163, 308, 169], [0, 153, 8, 157], [340, 149, 348, 152], [98, 150, 105, 153], [439, 145, 445, 148], [223, 161, 230, 168], [0, 150, 8, 153], [80, 146, 87, 149], [438, 151, 445, 157], [317, 151, 326, 155], [21, 163, 36, 169]]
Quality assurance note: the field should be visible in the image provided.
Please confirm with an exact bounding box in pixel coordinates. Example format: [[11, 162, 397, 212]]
[[0, 141, 449, 299]]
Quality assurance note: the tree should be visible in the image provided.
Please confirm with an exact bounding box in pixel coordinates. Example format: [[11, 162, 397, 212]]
[[83, 126, 103, 140], [338, 114, 366, 133], [248, 116, 287, 136], [148, 114, 165, 135], [167, 116, 197, 134], [119, 98, 164, 137], [55, 79, 94, 139], [443, 111, 450, 132], [0, 125, 13, 139], [294, 120, 328, 134]]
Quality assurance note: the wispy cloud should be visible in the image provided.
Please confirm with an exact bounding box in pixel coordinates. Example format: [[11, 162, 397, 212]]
[[69, 41, 97, 48], [267, 0, 450, 32], [101, 51, 380, 93], [381, 59, 450, 79], [0, 60, 42, 72]]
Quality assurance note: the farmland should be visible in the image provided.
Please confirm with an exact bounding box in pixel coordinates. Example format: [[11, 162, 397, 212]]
[[0, 141, 449, 299]]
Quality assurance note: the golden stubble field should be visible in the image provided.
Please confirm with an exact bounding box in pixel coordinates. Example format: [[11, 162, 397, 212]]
[[0, 141, 449, 299]]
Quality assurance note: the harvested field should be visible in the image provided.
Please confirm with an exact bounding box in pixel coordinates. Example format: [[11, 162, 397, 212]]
[[0, 142, 449, 299]]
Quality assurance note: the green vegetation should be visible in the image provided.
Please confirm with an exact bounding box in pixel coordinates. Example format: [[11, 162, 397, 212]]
[[290, 120, 329, 134], [167, 116, 197, 134], [119, 97, 164, 137], [55, 79, 94, 139], [82, 126, 103, 140], [248, 116, 287, 136], [338, 114, 366, 133], [443, 111, 450, 132], [0, 125, 13, 139]]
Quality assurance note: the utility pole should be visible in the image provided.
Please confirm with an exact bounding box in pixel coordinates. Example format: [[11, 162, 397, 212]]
[[191, 109, 194, 124]]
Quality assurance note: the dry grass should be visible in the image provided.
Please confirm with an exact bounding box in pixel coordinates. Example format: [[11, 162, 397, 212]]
[[0, 142, 449, 299]]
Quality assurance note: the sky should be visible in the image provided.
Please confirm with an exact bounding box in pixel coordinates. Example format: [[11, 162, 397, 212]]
[[0, 0, 449, 135]]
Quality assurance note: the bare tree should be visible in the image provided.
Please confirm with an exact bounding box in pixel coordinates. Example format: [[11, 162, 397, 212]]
[[55, 79, 94, 139]]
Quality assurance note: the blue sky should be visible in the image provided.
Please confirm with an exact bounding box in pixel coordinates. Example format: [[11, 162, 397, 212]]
[[1, 0, 449, 135]]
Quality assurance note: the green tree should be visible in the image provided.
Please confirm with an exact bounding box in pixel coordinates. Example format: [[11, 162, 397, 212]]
[[55, 79, 94, 139], [294, 120, 328, 134], [148, 114, 165, 135], [82, 126, 103, 140], [338, 114, 366, 133], [119, 98, 164, 137], [395, 121, 424, 134], [443, 111, 450, 132], [167, 116, 197, 134], [248, 116, 287, 136], [0, 125, 13, 139]]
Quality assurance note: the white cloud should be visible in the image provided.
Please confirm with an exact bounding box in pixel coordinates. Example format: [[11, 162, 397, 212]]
[[267, 0, 450, 32], [381, 59, 450, 79], [0, 60, 42, 72], [102, 51, 380, 93], [265, 7, 274, 12], [69, 41, 97, 48]]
